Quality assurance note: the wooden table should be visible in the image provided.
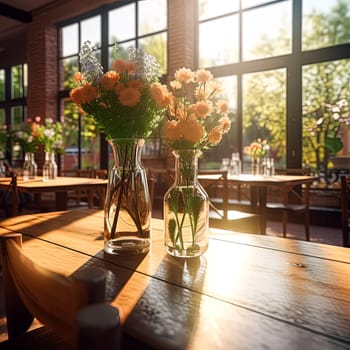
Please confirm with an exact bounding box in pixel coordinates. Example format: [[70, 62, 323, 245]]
[[0, 176, 107, 215], [1, 209, 349, 349], [199, 173, 316, 234]]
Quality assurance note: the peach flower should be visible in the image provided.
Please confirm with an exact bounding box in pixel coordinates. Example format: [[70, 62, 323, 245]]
[[216, 100, 229, 115], [196, 69, 213, 83], [128, 79, 144, 91], [174, 68, 194, 84], [150, 83, 172, 109], [118, 87, 141, 107], [208, 127, 223, 145], [111, 59, 128, 73], [170, 80, 182, 90], [162, 120, 182, 141], [100, 71, 120, 90], [219, 116, 231, 132], [180, 119, 205, 144], [194, 101, 212, 119], [74, 72, 84, 83]]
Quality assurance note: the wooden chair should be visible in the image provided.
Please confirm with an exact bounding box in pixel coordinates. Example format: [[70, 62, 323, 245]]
[[0, 233, 121, 350], [340, 175, 350, 247], [199, 170, 260, 234], [266, 168, 311, 240]]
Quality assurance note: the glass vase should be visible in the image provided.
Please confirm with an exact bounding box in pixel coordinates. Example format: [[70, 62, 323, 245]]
[[43, 152, 58, 181], [251, 158, 263, 176], [23, 152, 37, 181], [104, 138, 151, 255], [164, 149, 209, 258]]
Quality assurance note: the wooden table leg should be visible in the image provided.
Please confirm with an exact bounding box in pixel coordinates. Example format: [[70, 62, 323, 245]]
[[55, 192, 68, 210]]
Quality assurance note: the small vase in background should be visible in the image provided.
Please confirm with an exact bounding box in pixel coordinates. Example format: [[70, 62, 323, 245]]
[[164, 149, 209, 258], [43, 152, 58, 181], [104, 138, 151, 255], [251, 158, 263, 176], [23, 152, 37, 181]]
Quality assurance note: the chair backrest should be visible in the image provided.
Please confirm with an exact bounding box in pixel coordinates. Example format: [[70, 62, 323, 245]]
[[275, 168, 310, 176], [0, 233, 120, 349], [340, 175, 350, 247]]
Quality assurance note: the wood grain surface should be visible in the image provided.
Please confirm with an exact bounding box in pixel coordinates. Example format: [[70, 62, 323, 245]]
[[1, 209, 349, 349]]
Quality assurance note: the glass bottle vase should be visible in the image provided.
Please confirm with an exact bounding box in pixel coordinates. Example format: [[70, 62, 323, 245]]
[[104, 138, 151, 255], [164, 149, 209, 258], [43, 152, 58, 181], [23, 152, 37, 181]]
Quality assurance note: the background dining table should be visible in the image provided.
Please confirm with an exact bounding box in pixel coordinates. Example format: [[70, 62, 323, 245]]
[[0, 176, 107, 215], [0, 208, 349, 349]]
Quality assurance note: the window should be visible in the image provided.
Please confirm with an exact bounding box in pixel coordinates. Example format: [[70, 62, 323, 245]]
[[198, 0, 350, 175], [0, 64, 27, 165], [58, 0, 168, 170]]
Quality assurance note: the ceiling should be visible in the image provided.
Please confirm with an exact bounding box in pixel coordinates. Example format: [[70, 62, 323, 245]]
[[0, 0, 57, 42]]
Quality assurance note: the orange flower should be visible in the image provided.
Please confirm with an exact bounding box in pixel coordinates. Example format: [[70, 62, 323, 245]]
[[100, 71, 120, 90], [119, 87, 141, 107], [111, 59, 128, 73], [74, 72, 84, 83], [70, 83, 98, 104], [162, 120, 182, 141], [208, 127, 223, 145], [150, 83, 172, 109], [128, 79, 144, 91], [180, 119, 205, 144]]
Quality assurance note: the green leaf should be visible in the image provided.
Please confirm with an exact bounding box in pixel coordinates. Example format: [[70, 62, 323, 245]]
[[325, 136, 343, 155], [168, 218, 176, 244]]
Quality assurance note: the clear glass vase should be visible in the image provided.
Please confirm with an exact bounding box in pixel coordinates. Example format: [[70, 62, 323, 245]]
[[104, 138, 151, 255], [164, 149, 209, 258], [43, 152, 58, 181], [251, 158, 263, 176], [23, 152, 37, 181]]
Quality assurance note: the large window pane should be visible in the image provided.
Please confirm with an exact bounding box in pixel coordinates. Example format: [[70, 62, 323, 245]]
[[60, 57, 79, 90], [0, 69, 4, 101], [242, 0, 272, 9], [61, 23, 78, 56], [303, 0, 350, 51], [242, 1, 292, 61], [302, 59, 350, 175], [138, 0, 167, 36], [109, 4, 135, 44], [81, 15, 101, 48], [199, 15, 239, 68], [243, 69, 286, 172], [199, 0, 238, 21], [139, 33, 167, 74]]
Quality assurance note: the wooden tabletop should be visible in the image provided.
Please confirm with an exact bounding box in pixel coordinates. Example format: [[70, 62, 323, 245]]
[[0, 176, 107, 191], [0, 209, 350, 349]]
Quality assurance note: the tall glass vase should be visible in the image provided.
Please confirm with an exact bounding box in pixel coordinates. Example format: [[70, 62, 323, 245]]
[[104, 138, 151, 255], [23, 152, 37, 181], [43, 152, 58, 181], [164, 149, 209, 258]]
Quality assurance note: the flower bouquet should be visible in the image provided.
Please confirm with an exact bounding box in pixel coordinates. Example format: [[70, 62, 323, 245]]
[[70, 41, 170, 255], [12, 116, 42, 180], [37, 118, 63, 180], [162, 67, 231, 257], [244, 138, 269, 175]]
